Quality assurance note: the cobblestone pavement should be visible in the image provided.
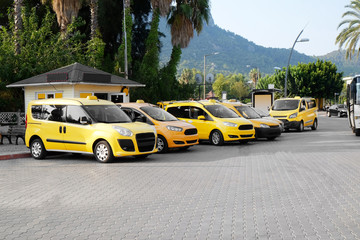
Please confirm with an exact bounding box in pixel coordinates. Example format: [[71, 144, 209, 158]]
[[0, 115, 360, 239]]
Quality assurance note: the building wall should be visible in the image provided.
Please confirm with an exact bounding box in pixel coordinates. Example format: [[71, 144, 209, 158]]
[[24, 84, 130, 112]]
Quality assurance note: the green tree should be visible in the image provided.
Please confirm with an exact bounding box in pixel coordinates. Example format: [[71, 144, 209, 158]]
[[256, 74, 276, 90], [294, 60, 343, 99], [230, 81, 248, 100], [270, 61, 343, 99], [336, 0, 360, 59], [0, 7, 104, 111]]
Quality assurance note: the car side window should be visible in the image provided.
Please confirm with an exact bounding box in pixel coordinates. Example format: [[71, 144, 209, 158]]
[[121, 108, 135, 121], [66, 105, 87, 124], [190, 107, 206, 119], [307, 99, 316, 109], [46, 105, 65, 122], [167, 106, 190, 119], [300, 100, 307, 111]]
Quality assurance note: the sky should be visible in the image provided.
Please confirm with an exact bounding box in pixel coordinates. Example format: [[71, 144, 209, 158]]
[[211, 0, 350, 56]]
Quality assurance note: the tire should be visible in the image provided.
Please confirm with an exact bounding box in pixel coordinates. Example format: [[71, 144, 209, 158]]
[[311, 119, 318, 130], [30, 138, 47, 159], [355, 129, 360, 136], [94, 140, 114, 163], [210, 130, 224, 146], [298, 121, 304, 132], [327, 111, 331, 117], [157, 135, 168, 153]]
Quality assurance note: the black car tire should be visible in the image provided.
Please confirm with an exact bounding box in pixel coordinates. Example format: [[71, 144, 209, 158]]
[[356, 129, 360, 136], [30, 138, 47, 159], [94, 140, 114, 163], [298, 121, 304, 132], [210, 130, 224, 146], [311, 119, 318, 130], [157, 135, 168, 153]]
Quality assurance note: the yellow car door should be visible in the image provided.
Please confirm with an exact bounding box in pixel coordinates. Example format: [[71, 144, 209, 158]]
[[62, 105, 90, 152], [40, 105, 66, 151]]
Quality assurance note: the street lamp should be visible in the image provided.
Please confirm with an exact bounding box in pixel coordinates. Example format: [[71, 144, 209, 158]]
[[284, 29, 309, 97], [203, 52, 219, 99]]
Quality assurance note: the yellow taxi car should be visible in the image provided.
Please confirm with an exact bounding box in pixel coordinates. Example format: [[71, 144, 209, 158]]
[[165, 100, 255, 145], [269, 97, 318, 132], [25, 96, 157, 163], [118, 101, 199, 153], [251, 107, 284, 131], [221, 102, 281, 140]]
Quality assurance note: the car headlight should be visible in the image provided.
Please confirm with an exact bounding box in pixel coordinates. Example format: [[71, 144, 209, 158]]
[[260, 124, 270, 128], [223, 122, 237, 127], [289, 113, 297, 119], [166, 125, 183, 132], [112, 126, 133, 137]]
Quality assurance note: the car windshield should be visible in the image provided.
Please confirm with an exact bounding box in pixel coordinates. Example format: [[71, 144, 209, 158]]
[[235, 106, 261, 119], [205, 105, 239, 118], [83, 105, 131, 123], [272, 100, 299, 111], [140, 106, 178, 121], [252, 107, 270, 117]]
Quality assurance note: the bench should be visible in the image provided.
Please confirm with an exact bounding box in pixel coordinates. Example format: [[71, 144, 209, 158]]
[[0, 125, 26, 145]]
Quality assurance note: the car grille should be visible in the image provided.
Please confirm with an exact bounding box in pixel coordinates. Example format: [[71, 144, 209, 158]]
[[186, 140, 198, 144], [240, 134, 253, 138], [270, 125, 280, 129], [274, 116, 287, 118], [136, 133, 156, 152], [184, 128, 197, 135], [238, 124, 253, 130], [118, 139, 135, 152]]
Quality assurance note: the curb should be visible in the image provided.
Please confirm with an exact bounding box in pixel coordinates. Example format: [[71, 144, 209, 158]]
[[0, 152, 31, 161]]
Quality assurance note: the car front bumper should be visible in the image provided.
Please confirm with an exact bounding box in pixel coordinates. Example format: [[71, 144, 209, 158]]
[[255, 126, 282, 139]]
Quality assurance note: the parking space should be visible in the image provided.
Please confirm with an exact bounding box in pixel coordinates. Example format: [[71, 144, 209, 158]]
[[1, 115, 360, 239]]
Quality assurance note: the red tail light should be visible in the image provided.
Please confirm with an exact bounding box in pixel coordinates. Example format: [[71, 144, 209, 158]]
[[25, 114, 27, 129]]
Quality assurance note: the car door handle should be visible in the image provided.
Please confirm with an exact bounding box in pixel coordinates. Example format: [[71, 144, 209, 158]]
[[59, 126, 62, 133], [63, 126, 66, 134]]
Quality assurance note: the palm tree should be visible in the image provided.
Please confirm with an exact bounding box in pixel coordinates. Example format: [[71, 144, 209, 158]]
[[336, 0, 360, 59], [14, 0, 23, 55], [88, 0, 98, 39], [41, 0, 82, 36], [167, 0, 210, 48]]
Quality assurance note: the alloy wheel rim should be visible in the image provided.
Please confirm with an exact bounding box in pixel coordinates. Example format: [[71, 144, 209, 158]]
[[96, 144, 108, 161], [212, 132, 220, 144], [157, 138, 164, 152], [32, 142, 41, 157]]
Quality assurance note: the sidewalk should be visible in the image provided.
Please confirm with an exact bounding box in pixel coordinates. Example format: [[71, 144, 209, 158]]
[[0, 139, 30, 160]]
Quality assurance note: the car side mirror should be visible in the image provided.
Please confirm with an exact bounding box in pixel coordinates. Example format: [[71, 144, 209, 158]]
[[197, 115, 206, 120], [80, 116, 90, 125]]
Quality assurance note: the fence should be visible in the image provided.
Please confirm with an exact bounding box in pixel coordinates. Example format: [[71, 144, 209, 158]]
[[0, 111, 25, 126]]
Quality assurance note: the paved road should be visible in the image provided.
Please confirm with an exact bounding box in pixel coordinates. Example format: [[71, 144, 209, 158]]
[[1, 113, 360, 240]]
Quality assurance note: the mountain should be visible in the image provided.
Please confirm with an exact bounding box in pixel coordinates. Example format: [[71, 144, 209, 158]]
[[159, 17, 359, 77]]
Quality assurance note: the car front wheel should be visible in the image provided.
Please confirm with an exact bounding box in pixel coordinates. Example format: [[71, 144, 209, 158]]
[[157, 135, 168, 153], [94, 141, 114, 163], [298, 121, 304, 132], [210, 130, 224, 146]]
